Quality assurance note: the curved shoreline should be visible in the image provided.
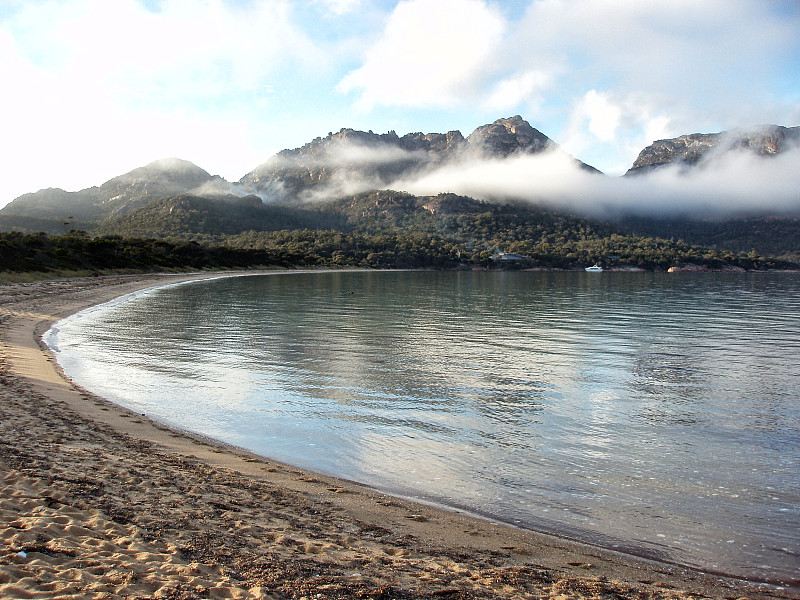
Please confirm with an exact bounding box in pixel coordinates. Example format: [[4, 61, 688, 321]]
[[0, 271, 795, 599]]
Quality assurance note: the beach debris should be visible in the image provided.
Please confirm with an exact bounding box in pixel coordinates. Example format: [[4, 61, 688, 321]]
[[16, 550, 27, 558]]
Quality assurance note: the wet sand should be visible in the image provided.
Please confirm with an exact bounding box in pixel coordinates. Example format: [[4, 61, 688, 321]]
[[0, 272, 795, 599]]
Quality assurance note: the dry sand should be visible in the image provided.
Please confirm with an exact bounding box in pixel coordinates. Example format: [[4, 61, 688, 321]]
[[0, 272, 795, 600]]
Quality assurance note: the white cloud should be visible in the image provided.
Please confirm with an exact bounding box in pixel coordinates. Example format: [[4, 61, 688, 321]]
[[337, 0, 506, 110], [337, 0, 799, 174], [0, 0, 326, 202], [482, 69, 554, 113], [313, 0, 362, 15], [394, 149, 587, 203], [10, 0, 324, 104], [321, 141, 427, 166], [513, 0, 800, 157], [513, 0, 792, 91], [388, 146, 800, 218], [577, 90, 622, 143], [558, 90, 677, 175]]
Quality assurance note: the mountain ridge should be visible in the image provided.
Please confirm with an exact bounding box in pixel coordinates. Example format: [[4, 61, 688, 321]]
[[2, 116, 601, 222], [626, 125, 800, 176], [5, 118, 798, 222], [239, 115, 599, 203]]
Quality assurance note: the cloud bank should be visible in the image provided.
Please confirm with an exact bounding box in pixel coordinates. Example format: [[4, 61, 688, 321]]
[[255, 133, 800, 219], [388, 148, 800, 219]]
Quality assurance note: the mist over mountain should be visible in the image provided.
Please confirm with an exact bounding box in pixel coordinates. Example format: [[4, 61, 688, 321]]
[[391, 123, 800, 219], [239, 116, 597, 204], [1, 116, 799, 263], [5, 117, 798, 223]]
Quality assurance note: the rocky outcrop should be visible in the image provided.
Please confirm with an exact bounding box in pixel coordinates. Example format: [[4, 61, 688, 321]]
[[465, 115, 551, 157], [239, 127, 463, 200], [398, 130, 465, 153], [626, 125, 800, 176], [626, 133, 719, 175]]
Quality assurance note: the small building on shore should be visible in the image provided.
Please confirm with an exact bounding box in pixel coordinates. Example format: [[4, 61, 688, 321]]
[[492, 250, 529, 262]]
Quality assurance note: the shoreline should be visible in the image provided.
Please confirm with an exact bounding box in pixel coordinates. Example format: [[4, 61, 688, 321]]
[[1, 271, 796, 599]]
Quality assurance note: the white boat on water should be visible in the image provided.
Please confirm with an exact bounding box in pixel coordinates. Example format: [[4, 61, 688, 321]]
[[585, 264, 603, 272]]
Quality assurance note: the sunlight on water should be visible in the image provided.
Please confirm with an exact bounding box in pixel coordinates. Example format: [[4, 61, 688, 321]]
[[46, 271, 800, 584]]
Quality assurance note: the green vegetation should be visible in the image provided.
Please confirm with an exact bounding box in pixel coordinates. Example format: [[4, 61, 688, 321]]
[[89, 190, 795, 271], [0, 232, 312, 278], [218, 229, 789, 271], [618, 215, 800, 262], [1, 190, 794, 280]]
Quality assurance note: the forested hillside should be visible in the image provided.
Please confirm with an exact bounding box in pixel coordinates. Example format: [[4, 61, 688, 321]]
[[617, 215, 800, 262], [3, 189, 793, 278]]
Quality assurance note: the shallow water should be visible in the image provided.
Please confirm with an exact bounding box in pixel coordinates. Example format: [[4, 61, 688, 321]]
[[46, 271, 800, 584]]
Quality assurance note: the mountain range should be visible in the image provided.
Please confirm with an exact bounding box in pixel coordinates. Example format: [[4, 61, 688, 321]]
[[1, 116, 798, 263]]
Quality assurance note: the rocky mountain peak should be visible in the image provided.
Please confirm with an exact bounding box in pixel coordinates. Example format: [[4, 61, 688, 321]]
[[626, 125, 800, 175], [466, 115, 552, 157], [0, 158, 218, 222], [106, 158, 213, 188], [626, 133, 720, 175], [397, 130, 465, 154], [143, 157, 209, 173], [722, 124, 800, 155]]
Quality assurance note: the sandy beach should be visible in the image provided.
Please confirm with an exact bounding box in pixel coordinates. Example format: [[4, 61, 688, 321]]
[[0, 272, 795, 600]]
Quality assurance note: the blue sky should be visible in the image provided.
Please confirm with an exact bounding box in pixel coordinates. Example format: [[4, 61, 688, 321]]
[[1, 0, 798, 208]]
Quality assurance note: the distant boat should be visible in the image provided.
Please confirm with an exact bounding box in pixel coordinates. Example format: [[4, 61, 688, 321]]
[[585, 264, 603, 272]]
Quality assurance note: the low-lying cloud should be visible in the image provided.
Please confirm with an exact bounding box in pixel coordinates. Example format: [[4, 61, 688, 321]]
[[249, 136, 800, 219], [242, 130, 800, 219], [270, 141, 429, 169], [385, 147, 800, 219], [254, 140, 437, 203], [191, 179, 258, 199]]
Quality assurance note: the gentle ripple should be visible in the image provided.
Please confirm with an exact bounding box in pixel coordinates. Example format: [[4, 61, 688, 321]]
[[46, 271, 800, 585]]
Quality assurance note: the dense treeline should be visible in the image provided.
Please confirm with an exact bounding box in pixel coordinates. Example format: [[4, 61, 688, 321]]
[[221, 229, 790, 271], [1, 226, 793, 279], [0, 232, 318, 274], [618, 215, 800, 262]]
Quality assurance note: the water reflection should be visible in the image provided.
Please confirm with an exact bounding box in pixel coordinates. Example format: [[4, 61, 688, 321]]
[[47, 271, 800, 585]]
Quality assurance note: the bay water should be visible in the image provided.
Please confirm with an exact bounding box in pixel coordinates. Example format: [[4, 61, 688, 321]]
[[45, 271, 800, 585]]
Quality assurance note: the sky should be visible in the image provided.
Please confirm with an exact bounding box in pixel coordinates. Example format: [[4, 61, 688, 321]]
[[1, 0, 799, 210]]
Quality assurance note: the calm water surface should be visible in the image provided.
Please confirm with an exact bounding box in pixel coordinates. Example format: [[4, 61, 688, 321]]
[[46, 271, 800, 585]]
